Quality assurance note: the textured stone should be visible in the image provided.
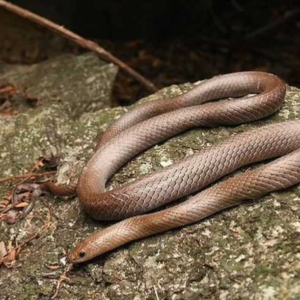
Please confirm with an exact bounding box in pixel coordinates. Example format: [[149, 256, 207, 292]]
[[0, 60, 300, 299]]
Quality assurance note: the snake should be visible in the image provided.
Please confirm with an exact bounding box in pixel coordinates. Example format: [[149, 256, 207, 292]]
[[29, 71, 300, 263]]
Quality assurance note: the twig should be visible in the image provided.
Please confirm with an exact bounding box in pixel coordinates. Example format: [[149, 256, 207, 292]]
[[209, 0, 228, 33], [0, 159, 55, 215], [246, 9, 300, 40], [17, 232, 40, 251], [153, 286, 160, 300], [0, 171, 56, 184], [41, 272, 60, 279], [0, 0, 157, 93], [51, 263, 73, 299], [231, 0, 243, 12]]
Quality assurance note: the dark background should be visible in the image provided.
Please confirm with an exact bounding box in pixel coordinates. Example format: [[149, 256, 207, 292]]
[[8, 0, 300, 103]]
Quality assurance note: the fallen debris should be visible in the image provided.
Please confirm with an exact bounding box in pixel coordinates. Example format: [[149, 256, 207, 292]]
[[0, 0, 157, 93], [0, 233, 39, 268]]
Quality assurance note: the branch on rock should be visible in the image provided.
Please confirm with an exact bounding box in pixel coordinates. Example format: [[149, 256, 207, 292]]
[[0, 0, 158, 93]]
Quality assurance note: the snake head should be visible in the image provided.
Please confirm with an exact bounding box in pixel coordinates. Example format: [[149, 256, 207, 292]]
[[67, 226, 117, 263], [68, 240, 96, 263]]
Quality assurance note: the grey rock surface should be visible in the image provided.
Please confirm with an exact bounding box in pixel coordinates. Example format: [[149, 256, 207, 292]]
[[0, 56, 300, 300]]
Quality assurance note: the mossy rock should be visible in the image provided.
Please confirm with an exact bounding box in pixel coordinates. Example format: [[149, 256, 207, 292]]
[[1, 58, 300, 300]]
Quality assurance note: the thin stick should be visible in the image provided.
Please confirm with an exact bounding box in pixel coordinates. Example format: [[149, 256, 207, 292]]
[[51, 263, 73, 299], [246, 9, 300, 40], [0, 0, 157, 93], [0, 171, 56, 184], [17, 232, 40, 251], [153, 286, 160, 300]]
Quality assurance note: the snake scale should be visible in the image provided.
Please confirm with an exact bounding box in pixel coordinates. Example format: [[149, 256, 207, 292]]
[[33, 71, 300, 263]]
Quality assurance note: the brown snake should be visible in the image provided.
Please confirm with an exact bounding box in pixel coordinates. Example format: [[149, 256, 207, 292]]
[[29, 71, 300, 263]]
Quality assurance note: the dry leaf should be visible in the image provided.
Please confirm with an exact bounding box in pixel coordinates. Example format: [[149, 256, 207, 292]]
[[15, 202, 29, 208], [6, 248, 16, 262], [0, 241, 7, 264]]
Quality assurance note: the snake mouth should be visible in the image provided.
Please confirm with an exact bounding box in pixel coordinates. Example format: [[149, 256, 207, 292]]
[[67, 245, 84, 263], [67, 252, 76, 263], [67, 252, 82, 264]]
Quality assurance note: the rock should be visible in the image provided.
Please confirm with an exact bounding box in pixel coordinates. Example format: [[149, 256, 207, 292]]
[[0, 59, 300, 299]]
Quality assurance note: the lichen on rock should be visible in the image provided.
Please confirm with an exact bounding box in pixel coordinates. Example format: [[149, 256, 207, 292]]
[[1, 58, 300, 300]]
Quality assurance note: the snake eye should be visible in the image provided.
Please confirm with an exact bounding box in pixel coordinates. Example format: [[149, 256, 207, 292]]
[[79, 251, 86, 258]]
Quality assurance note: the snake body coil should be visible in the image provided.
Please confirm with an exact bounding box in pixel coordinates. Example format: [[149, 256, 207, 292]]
[[52, 71, 300, 263]]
